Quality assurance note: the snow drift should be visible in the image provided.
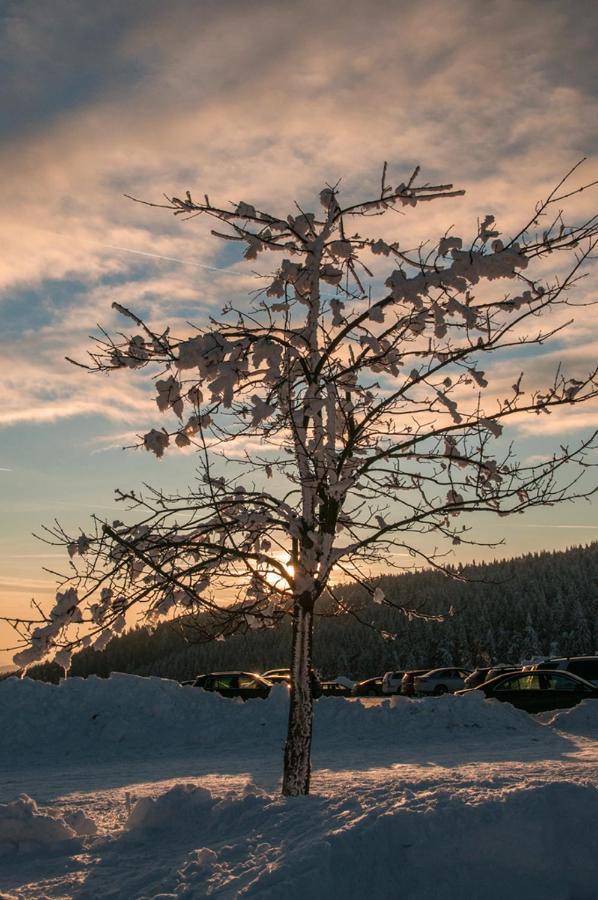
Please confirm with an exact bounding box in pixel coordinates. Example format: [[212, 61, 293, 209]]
[[117, 779, 598, 900], [0, 795, 96, 857], [0, 673, 548, 770], [544, 699, 598, 736], [7, 780, 597, 899], [1, 674, 597, 899]]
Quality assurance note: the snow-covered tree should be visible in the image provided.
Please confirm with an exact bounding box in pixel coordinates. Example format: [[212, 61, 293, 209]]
[[6, 161, 598, 795]]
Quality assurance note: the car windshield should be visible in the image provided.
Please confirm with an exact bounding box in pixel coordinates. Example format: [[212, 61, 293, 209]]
[[238, 675, 261, 689]]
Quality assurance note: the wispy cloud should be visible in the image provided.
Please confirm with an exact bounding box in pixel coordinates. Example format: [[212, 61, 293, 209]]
[[2, 1, 598, 662], [1, 1, 597, 432], [522, 524, 598, 529]]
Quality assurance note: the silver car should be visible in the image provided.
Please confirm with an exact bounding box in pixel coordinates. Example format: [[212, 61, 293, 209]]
[[414, 667, 471, 695]]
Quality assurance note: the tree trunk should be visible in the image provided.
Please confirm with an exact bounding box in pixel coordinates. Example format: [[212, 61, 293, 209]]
[[282, 601, 314, 796]]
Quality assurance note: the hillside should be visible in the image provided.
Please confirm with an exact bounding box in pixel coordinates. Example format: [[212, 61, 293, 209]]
[[23, 542, 598, 683]]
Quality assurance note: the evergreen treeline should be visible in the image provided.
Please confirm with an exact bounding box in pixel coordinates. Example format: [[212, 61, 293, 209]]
[[23, 543, 598, 683]]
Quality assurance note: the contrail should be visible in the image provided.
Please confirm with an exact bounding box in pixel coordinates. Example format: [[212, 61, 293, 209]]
[[30, 223, 247, 276], [94, 241, 246, 275]]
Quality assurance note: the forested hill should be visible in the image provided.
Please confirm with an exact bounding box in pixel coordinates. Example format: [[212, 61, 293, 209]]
[[26, 543, 598, 682]]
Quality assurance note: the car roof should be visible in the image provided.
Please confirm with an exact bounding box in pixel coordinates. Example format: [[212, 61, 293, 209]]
[[198, 671, 265, 678], [422, 668, 454, 674], [537, 656, 598, 663]]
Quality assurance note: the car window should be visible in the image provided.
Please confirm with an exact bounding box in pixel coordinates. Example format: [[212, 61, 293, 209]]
[[495, 675, 542, 691], [213, 676, 235, 689], [238, 675, 260, 689], [458, 670, 469, 679], [543, 673, 590, 692]]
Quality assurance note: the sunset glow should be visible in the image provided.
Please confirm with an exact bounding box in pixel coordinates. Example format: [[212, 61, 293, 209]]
[[1, 3, 597, 663]]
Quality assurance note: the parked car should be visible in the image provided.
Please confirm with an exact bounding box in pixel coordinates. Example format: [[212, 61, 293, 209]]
[[457, 669, 598, 714], [320, 681, 353, 697], [262, 672, 291, 685], [530, 656, 598, 686], [464, 667, 492, 689], [400, 669, 430, 696], [352, 677, 384, 697], [262, 668, 323, 698], [382, 670, 406, 694], [486, 665, 520, 681], [193, 671, 272, 700], [414, 667, 471, 695], [464, 665, 518, 688], [262, 668, 291, 681]]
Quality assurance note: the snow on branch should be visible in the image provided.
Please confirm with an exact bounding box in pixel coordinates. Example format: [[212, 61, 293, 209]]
[[9, 160, 598, 671]]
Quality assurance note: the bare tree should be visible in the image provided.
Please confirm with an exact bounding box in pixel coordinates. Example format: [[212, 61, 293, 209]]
[[6, 161, 598, 796]]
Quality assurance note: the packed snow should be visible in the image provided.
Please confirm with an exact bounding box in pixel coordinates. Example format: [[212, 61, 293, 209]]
[[1, 674, 598, 898], [1, 673, 562, 767]]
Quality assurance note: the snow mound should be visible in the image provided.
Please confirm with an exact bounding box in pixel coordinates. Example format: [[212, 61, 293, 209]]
[[0, 674, 547, 772], [108, 780, 598, 899], [315, 689, 544, 742], [545, 699, 598, 736], [126, 782, 215, 830], [0, 673, 288, 766], [0, 795, 96, 857]]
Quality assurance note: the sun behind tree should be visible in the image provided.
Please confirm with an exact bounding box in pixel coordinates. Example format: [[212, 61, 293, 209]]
[[7, 161, 598, 796]]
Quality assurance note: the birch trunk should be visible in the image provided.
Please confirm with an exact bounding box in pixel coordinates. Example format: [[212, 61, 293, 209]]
[[282, 600, 314, 796]]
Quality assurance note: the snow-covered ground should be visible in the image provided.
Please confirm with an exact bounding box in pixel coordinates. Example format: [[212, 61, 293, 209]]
[[1, 675, 598, 899]]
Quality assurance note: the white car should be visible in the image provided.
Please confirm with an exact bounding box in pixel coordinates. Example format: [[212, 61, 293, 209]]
[[414, 667, 471, 696], [382, 670, 405, 694]]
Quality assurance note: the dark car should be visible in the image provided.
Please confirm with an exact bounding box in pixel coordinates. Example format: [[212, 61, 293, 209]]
[[464, 665, 518, 689], [262, 668, 323, 698], [320, 681, 353, 697], [530, 656, 598, 686], [457, 669, 598, 714], [352, 677, 384, 697], [263, 668, 291, 681], [464, 667, 493, 689], [262, 672, 291, 685], [193, 671, 272, 700], [400, 669, 430, 696]]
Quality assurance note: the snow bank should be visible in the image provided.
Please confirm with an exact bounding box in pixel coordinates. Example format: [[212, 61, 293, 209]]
[[0, 673, 289, 766], [0, 795, 95, 857], [316, 689, 543, 742], [117, 780, 598, 899], [545, 699, 598, 736], [0, 674, 547, 770]]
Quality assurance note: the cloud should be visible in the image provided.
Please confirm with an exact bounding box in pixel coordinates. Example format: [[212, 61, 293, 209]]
[[1, 0, 597, 546], [522, 523, 598, 529], [2, 0, 597, 285]]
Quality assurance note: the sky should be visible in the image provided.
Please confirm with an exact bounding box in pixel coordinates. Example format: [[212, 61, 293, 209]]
[[1, 0, 598, 661]]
